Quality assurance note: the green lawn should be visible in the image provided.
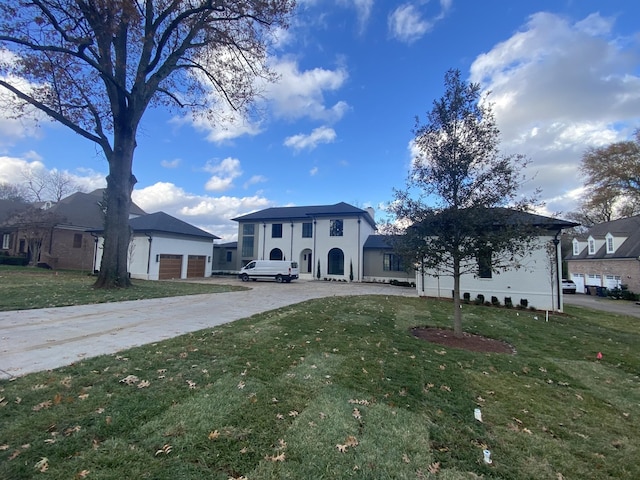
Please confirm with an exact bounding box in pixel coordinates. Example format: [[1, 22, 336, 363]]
[[0, 266, 245, 311], [1, 292, 638, 479]]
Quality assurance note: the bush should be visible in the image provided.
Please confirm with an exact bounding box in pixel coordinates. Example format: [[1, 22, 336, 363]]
[[491, 296, 500, 306], [389, 279, 414, 288], [475, 294, 485, 305], [463, 292, 471, 303], [520, 298, 528, 308], [504, 297, 513, 308], [0, 255, 28, 266]]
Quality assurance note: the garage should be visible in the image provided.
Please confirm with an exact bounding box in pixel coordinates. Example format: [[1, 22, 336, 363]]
[[187, 255, 206, 278], [159, 254, 183, 280]]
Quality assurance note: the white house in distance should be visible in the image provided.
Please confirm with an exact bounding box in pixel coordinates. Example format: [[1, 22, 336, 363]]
[[232, 202, 377, 281], [94, 211, 218, 280], [415, 211, 578, 312]]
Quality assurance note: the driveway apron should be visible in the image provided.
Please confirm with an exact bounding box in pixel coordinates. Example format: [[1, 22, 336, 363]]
[[0, 280, 415, 379]]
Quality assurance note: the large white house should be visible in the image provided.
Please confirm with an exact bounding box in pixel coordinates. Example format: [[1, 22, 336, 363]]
[[232, 203, 377, 281], [232, 203, 577, 312]]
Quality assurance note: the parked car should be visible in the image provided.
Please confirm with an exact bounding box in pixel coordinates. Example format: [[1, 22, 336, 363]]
[[238, 260, 299, 283], [562, 279, 577, 294]]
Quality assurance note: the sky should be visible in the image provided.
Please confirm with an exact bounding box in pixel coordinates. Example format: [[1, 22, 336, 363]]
[[1, 0, 639, 242]]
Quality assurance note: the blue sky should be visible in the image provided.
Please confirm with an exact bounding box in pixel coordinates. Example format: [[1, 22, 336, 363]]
[[1, 0, 639, 241]]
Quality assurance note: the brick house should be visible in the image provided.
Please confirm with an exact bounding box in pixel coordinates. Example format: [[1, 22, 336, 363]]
[[565, 215, 640, 294], [1, 189, 146, 271]]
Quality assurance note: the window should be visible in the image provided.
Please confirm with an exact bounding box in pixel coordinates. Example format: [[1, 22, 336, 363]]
[[330, 219, 343, 237], [302, 222, 313, 238], [477, 248, 492, 279], [241, 223, 255, 257], [606, 233, 614, 254], [226, 251, 232, 263], [572, 239, 580, 256], [270, 248, 283, 260], [383, 253, 403, 271], [272, 223, 283, 238], [2, 233, 9, 250], [73, 233, 83, 248], [328, 248, 344, 275], [588, 236, 595, 255]]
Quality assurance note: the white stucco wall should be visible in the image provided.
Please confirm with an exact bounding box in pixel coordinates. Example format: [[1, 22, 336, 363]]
[[94, 234, 213, 280], [252, 216, 376, 281], [415, 235, 564, 311]]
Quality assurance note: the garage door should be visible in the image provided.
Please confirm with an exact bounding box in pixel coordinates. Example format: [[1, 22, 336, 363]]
[[187, 255, 206, 278], [159, 254, 183, 280]]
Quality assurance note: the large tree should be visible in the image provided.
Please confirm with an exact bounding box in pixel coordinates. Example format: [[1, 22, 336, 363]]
[[389, 69, 540, 337], [574, 130, 640, 225], [0, 0, 294, 288]]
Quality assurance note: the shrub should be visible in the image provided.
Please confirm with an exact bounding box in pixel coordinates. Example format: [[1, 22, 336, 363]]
[[491, 296, 500, 306], [504, 297, 513, 308], [520, 298, 528, 308], [475, 294, 485, 305], [463, 292, 471, 303], [0, 255, 28, 266]]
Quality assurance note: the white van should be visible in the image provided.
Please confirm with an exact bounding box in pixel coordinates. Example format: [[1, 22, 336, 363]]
[[239, 260, 299, 283]]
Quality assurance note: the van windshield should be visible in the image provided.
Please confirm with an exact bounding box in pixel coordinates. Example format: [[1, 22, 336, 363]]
[[291, 262, 298, 268]]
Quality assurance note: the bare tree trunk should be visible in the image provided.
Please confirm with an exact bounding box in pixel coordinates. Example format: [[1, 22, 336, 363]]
[[94, 128, 137, 289], [453, 257, 463, 338]]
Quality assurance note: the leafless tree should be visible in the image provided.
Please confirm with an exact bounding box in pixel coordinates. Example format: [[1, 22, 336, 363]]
[[0, 0, 295, 287]]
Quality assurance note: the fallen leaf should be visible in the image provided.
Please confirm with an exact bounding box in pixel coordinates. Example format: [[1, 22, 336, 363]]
[[34, 457, 49, 472], [352, 408, 362, 420], [428, 462, 441, 474], [265, 452, 285, 462], [208, 430, 220, 440], [155, 444, 172, 456], [75, 470, 91, 479], [0, 444, 9, 451], [288, 410, 299, 417], [336, 444, 348, 453], [33, 400, 53, 412], [345, 435, 358, 447], [137, 380, 150, 389], [402, 453, 410, 463], [119, 375, 139, 385], [78, 393, 90, 400]]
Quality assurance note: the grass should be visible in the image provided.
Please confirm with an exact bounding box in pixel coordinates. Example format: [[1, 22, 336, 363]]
[[0, 266, 246, 311], [1, 292, 639, 479]]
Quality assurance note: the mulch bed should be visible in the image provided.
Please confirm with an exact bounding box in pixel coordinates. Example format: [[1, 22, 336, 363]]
[[411, 327, 516, 354]]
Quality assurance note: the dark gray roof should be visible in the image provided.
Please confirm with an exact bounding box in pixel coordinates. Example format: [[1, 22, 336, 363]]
[[128, 212, 218, 240], [363, 234, 396, 249], [566, 215, 640, 260], [232, 202, 376, 229], [0, 199, 29, 225], [49, 189, 146, 229], [214, 241, 237, 249]]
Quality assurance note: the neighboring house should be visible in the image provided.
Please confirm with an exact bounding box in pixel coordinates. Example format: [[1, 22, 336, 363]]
[[565, 215, 640, 294], [232, 202, 377, 281], [93, 211, 219, 280], [415, 210, 578, 312], [212, 241, 237, 273], [1, 189, 146, 270], [0, 199, 29, 257]]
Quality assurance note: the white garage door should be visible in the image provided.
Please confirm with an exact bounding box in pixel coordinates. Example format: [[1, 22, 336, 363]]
[[571, 273, 585, 294]]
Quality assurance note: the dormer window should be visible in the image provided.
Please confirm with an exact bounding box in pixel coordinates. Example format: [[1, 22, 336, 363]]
[[572, 238, 580, 256], [588, 236, 596, 255], [606, 233, 614, 254]]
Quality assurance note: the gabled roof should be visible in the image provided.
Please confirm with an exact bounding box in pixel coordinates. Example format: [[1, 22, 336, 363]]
[[232, 202, 376, 229], [49, 189, 146, 229], [567, 215, 640, 260], [128, 212, 218, 240]]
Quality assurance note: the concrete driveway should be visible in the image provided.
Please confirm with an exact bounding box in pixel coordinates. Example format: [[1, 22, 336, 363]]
[[0, 279, 416, 379], [563, 292, 640, 318]]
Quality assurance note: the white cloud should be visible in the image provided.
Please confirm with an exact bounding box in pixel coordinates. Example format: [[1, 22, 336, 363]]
[[132, 182, 273, 241], [469, 11, 640, 215], [243, 175, 267, 189], [160, 158, 181, 168], [310, 166, 319, 176], [266, 57, 350, 122], [284, 126, 337, 151], [337, 0, 374, 33], [388, 1, 451, 44], [203, 157, 243, 192]]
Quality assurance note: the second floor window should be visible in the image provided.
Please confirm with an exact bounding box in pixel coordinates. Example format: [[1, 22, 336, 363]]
[[330, 219, 343, 237], [302, 222, 313, 238], [241, 224, 255, 257], [272, 223, 283, 238]]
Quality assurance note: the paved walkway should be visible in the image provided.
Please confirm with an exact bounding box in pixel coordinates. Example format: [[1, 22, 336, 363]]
[[0, 279, 416, 379]]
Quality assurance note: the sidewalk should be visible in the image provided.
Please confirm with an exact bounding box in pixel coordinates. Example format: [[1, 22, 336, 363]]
[[0, 280, 416, 379]]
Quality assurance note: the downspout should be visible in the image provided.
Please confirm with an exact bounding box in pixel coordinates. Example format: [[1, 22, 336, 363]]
[[146, 233, 153, 278], [357, 217, 361, 281], [313, 218, 317, 278], [553, 230, 561, 311], [290, 221, 294, 262], [262, 222, 266, 260]]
